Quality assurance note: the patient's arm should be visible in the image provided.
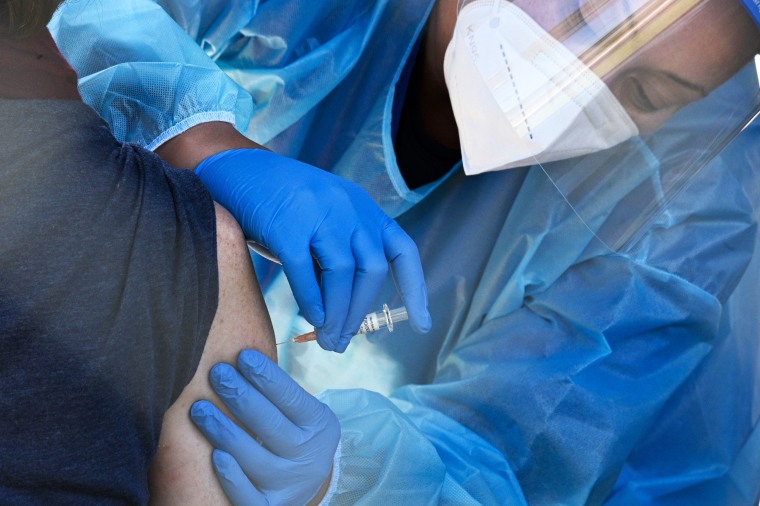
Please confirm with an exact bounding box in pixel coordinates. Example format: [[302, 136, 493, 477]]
[[148, 203, 276, 505]]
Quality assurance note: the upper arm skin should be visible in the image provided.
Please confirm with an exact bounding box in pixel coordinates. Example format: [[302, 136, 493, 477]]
[[148, 203, 276, 505]]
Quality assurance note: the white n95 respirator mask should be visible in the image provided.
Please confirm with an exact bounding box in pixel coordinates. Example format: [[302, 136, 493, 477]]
[[444, 0, 639, 175]]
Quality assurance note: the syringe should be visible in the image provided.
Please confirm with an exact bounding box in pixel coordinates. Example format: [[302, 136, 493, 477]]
[[277, 304, 408, 345]]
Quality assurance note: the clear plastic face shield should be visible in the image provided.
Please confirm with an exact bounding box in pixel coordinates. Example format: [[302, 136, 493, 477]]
[[445, 0, 760, 252]]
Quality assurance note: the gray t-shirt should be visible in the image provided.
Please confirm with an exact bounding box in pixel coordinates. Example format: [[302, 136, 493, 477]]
[[0, 99, 218, 504]]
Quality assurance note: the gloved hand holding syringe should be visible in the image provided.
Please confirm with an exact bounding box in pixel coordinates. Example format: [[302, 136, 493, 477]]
[[277, 304, 408, 345]]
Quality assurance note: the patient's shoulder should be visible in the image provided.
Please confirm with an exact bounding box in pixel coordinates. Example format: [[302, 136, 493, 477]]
[[0, 29, 80, 100]]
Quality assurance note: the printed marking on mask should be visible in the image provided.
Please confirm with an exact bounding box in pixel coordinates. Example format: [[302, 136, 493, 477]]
[[500, 43, 534, 139]]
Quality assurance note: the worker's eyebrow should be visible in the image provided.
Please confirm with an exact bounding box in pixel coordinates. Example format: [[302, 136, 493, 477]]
[[654, 69, 708, 97]]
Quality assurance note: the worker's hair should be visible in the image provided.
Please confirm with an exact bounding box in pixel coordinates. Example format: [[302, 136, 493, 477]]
[[0, 0, 64, 37]]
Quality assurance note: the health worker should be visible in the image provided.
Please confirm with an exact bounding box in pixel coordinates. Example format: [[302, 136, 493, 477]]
[[51, 0, 760, 504], [56, 2, 434, 356]]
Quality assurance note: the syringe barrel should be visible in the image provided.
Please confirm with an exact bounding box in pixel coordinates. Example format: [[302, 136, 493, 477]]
[[357, 305, 408, 334], [357, 311, 382, 334]]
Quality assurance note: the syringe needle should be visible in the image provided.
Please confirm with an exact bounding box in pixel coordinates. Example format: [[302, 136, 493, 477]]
[[276, 304, 408, 345], [292, 330, 317, 343]]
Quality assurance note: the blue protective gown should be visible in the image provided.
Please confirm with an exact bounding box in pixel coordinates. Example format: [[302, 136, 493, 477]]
[[51, 1, 760, 504]]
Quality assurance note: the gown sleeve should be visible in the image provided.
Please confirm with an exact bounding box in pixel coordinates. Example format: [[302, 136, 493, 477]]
[[49, 0, 253, 150], [318, 256, 723, 505]]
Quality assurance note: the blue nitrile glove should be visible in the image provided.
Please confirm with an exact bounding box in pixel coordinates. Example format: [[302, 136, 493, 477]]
[[195, 148, 432, 352], [191, 350, 340, 506]]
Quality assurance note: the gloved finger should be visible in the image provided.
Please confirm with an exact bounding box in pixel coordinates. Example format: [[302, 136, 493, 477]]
[[310, 228, 356, 351], [190, 400, 279, 477], [238, 350, 328, 427], [383, 221, 432, 333], [336, 228, 388, 351], [212, 450, 267, 506], [210, 363, 302, 457], [279, 246, 325, 328]]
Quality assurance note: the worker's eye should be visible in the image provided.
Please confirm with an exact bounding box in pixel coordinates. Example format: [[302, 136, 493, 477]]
[[618, 70, 706, 116], [625, 75, 657, 112]]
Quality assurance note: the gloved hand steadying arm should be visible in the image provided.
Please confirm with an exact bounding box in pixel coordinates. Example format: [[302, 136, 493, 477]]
[[191, 350, 340, 506], [195, 148, 432, 352]]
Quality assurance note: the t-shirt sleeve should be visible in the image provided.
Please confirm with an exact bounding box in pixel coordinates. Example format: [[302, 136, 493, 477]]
[[0, 99, 218, 504]]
